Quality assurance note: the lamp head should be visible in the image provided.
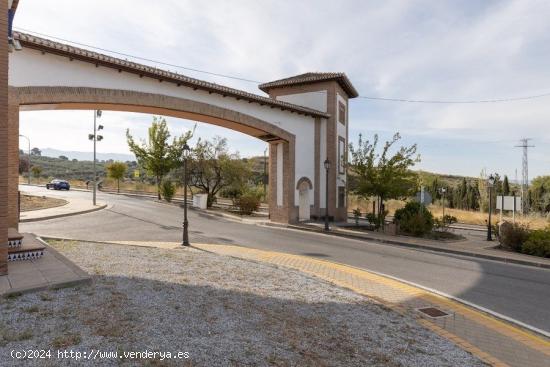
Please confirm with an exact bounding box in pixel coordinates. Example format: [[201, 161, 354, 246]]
[[96, 110, 102, 118], [487, 174, 495, 186], [182, 143, 191, 159], [324, 159, 330, 170]]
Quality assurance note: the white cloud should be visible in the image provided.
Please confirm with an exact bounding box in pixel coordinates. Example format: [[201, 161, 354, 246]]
[[13, 0, 550, 177]]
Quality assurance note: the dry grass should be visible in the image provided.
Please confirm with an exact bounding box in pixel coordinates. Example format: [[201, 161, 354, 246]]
[[20, 194, 67, 211], [348, 194, 549, 229]]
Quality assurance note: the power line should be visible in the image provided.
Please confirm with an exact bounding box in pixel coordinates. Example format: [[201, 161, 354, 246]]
[[14, 27, 550, 104]]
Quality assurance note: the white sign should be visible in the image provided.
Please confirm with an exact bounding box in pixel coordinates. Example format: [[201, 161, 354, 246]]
[[496, 196, 522, 211]]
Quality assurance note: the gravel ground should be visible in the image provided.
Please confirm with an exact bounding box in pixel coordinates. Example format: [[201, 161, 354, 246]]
[[0, 241, 485, 367]]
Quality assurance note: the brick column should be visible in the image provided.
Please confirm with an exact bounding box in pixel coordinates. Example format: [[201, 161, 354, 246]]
[[7, 103, 19, 229], [268, 140, 297, 223], [0, 0, 9, 276]]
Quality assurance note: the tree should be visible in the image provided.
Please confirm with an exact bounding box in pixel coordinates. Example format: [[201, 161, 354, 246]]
[[349, 132, 420, 226], [31, 147, 41, 156], [503, 175, 510, 196], [59, 155, 69, 161], [106, 161, 127, 193], [126, 116, 193, 199], [186, 136, 253, 207], [19, 157, 29, 175], [31, 165, 42, 178]]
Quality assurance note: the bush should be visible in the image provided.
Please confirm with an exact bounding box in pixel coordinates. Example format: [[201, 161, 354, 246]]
[[434, 215, 458, 232], [220, 186, 243, 201], [522, 228, 550, 258], [498, 221, 529, 252], [234, 188, 262, 215], [394, 201, 434, 237], [161, 180, 176, 202]]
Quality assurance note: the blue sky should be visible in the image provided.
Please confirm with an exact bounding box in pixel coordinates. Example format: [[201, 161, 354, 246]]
[[14, 0, 550, 179]]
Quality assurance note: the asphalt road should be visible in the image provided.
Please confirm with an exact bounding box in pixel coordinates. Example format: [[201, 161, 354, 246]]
[[20, 185, 550, 334]]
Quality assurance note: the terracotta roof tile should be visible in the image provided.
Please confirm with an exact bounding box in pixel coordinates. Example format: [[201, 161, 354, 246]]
[[13, 32, 330, 119], [259, 72, 359, 98]]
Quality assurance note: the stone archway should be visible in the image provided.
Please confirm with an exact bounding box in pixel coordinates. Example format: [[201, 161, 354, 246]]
[[7, 86, 297, 227]]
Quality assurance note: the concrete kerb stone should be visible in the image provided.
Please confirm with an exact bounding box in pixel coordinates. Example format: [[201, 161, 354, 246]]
[[19, 203, 109, 223], [262, 222, 550, 270]]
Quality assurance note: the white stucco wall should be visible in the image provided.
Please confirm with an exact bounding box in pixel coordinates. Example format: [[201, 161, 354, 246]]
[[9, 48, 319, 207], [276, 91, 327, 112], [336, 93, 347, 187]]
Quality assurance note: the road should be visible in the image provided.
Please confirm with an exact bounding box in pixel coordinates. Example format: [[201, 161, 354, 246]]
[[20, 185, 550, 334]]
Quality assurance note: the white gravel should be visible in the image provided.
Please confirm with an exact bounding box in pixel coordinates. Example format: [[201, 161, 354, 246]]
[[0, 241, 486, 366]]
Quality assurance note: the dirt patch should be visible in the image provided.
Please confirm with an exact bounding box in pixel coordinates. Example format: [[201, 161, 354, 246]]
[[20, 194, 67, 212]]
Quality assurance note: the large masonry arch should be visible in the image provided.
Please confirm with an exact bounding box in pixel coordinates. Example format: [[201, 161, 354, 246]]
[[1, 27, 357, 274]]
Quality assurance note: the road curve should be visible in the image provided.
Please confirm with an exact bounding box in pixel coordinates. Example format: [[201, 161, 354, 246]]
[[20, 185, 550, 334]]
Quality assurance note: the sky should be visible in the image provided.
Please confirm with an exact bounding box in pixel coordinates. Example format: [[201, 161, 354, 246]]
[[14, 0, 550, 179]]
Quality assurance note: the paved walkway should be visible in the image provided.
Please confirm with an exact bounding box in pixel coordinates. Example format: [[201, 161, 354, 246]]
[[271, 222, 550, 269], [19, 190, 106, 222], [0, 239, 91, 296], [193, 243, 550, 367]]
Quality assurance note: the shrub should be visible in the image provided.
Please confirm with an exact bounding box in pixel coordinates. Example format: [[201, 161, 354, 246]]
[[160, 180, 176, 202], [521, 228, 550, 258], [434, 215, 458, 232], [220, 186, 243, 201], [234, 188, 262, 215], [498, 221, 529, 252], [394, 201, 434, 237]]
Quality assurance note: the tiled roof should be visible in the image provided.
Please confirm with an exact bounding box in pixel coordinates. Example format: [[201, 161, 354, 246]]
[[13, 32, 330, 119], [259, 72, 359, 98]]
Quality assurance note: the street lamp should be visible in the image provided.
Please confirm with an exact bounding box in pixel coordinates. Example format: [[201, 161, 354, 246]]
[[487, 174, 495, 241], [19, 134, 31, 185], [324, 158, 330, 231], [182, 143, 191, 246], [440, 187, 447, 217], [89, 110, 103, 206]]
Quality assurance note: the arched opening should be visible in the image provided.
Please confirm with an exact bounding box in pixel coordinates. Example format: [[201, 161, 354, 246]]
[[296, 177, 313, 221], [8, 87, 297, 226]]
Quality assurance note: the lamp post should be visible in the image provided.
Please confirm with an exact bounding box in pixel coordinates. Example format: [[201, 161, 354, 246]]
[[487, 174, 495, 241], [182, 143, 191, 246], [263, 147, 267, 202], [324, 158, 330, 231], [440, 187, 447, 217], [88, 110, 103, 206], [19, 134, 30, 185]]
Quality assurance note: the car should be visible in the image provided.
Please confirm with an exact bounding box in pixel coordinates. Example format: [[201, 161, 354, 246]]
[[46, 179, 70, 190]]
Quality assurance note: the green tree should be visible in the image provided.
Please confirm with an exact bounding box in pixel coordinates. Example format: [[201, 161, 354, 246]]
[[349, 132, 420, 226], [503, 175, 510, 196], [126, 116, 193, 199], [31, 165, 42, 178], [105, 161, 128, 193], [186, 136, 253, 207]]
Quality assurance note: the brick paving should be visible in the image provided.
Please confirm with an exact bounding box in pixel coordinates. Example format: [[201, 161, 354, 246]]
[[194, 243, 550, 367]]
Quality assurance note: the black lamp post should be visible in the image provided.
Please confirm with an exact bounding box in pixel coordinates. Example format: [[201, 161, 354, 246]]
[[440, 187, 447, 217], [324, 158, 330, 231], [182, 143, 191, 246], [487, 174, 495, 241]]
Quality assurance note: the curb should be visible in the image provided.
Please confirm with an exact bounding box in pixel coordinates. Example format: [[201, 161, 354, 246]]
[[263, 223, 550, 270], [20, 203, 108, 222]]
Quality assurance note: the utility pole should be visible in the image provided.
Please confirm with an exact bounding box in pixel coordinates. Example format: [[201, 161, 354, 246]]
[[515, 138, 534, 214]]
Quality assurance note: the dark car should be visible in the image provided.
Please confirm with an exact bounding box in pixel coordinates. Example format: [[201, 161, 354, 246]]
[[46, 179, 70, 190]]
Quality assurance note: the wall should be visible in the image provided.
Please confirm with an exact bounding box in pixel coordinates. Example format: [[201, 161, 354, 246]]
[[0, 0, 8, 275]]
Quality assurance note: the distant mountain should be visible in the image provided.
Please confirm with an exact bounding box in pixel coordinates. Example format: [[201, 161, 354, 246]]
[[40, 148, 135, 162]]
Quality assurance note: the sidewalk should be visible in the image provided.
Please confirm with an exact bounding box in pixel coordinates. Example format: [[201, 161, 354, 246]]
[[19, 194, 107, 222], [194, 243, 550, 367], [265, 222, 550, 269]]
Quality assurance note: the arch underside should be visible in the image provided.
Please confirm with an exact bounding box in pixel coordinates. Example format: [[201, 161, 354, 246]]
[[10, 86, 294, 144]]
